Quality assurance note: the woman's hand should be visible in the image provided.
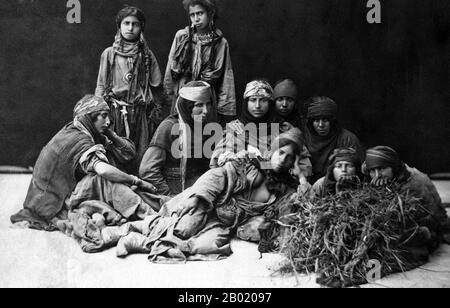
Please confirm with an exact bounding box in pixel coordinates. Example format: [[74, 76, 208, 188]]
[[370, 177, 389, 187], [290, 155, 304, 179], [226, 121, 244, 135], [133, 177, 157, 194], [177, 196, 200, 217]]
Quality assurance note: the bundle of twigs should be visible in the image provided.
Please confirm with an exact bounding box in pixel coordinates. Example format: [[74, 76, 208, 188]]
[[276, 184, 432, 288]]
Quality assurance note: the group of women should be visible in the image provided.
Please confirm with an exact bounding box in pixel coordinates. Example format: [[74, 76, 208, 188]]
[[11, 1, 450, 263]]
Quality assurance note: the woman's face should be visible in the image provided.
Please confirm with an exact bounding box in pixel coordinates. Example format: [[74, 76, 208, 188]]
[[270, 144, 296, 173], [369, 166, 394, 181], [247, 96, 270, 119], [191, 101, 211, 123], [313, 118, 331, 136], [120, 16, 142, 41], [275, 97, 296, 117], [189, 5, 210, 32], [333, 161, 357, 181], [94, 111, 111, 134]]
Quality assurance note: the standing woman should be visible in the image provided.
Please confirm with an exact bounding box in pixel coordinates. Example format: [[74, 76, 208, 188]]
[[95, 6, 164, 173], [164, 0, 236, 126]]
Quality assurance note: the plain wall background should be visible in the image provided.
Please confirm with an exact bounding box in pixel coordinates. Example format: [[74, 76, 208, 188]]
[[0, 0, 449, 173]]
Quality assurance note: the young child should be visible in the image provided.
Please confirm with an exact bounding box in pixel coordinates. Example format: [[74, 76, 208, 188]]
[[95, 6, 164, 172], [164, 0, 236, 126]]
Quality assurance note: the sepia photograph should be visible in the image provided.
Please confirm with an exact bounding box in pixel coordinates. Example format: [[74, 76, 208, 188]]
[[0, 0, 449, 291]]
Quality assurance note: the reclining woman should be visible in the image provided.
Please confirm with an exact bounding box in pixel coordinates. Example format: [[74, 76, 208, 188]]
[[10, 95, 158, 236], [139, 81, 216, 196], [310, 148, 363, 198], [99, 128, 306, 262], [211, 79, 312, 190], [363, 146, 450, 248]]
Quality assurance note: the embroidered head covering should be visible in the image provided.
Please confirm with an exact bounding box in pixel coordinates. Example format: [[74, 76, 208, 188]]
[[73, 95, 110, 144], [73, 95, 109, 119], [239, 80, 274, 125], [243, 80, 274, 100]]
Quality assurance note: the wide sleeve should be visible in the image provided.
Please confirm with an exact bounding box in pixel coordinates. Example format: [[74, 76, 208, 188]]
[[105, 133, 136, 164], [95, 48, 112, 97], [148, 49, 163, 88], [164, 31, 182, 101], [139, 146, 173, 196], [188, 167, 229, 210], [78, 144, 110, 174], [202, 38, 236, 116]]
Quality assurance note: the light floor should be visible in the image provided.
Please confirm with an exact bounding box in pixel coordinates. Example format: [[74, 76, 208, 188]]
[[1, 174, 449, 288]]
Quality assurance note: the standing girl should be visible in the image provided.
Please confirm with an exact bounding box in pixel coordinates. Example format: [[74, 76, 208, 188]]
[[95, 6, 164, 172], [164, 0, 236, 126]]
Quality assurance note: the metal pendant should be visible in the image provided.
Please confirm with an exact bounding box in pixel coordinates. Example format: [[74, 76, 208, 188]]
[[123, 71, 133, 84]]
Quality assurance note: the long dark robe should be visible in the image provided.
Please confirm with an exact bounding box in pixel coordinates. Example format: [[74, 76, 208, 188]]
[[304, 121, 363, 183]]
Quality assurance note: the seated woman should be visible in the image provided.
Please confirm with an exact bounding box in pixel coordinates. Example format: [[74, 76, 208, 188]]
[[210, 79, 275, 167], [99, 128, 305, 261], [363, 146, 450, 247], [10, 95, 158, 234], [139, 81, 216, 196], [304, 96, 363, 183], [273, 79, 303, 132], [310, 148, 362, 198]]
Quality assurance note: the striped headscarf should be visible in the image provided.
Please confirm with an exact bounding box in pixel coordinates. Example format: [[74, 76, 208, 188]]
[[73, 95, 109, 119]]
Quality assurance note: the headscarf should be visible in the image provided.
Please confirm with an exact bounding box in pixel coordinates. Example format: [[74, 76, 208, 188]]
[[307, 97, 338, 120], [362, 146, 406, 178], [175, 81, 215, 190], [323, 147, 362, 195], [329, 147, 361, 167], [176, 81, 216, 126], [304, 96, 343, 180], [73, 95, 110, 144], [111, 6, 157, 106], [239, 80, 274, 125], [274, 79, 298, 101], [273, 79, 302, 127], [114, 6, 148, 57]]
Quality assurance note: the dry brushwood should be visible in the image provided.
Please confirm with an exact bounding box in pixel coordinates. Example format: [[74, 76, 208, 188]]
[[275, 184, 434, 288]]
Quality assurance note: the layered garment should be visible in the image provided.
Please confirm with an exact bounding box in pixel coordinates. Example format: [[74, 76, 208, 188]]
[[164, 27, 236, 118], [107, 161, 297, 262], [398, 166, 450, 247], [95, 33, 166, 171], [10, 121, 136, 231], [139, 116, 211, 196], [304, 122, 363, 183]]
